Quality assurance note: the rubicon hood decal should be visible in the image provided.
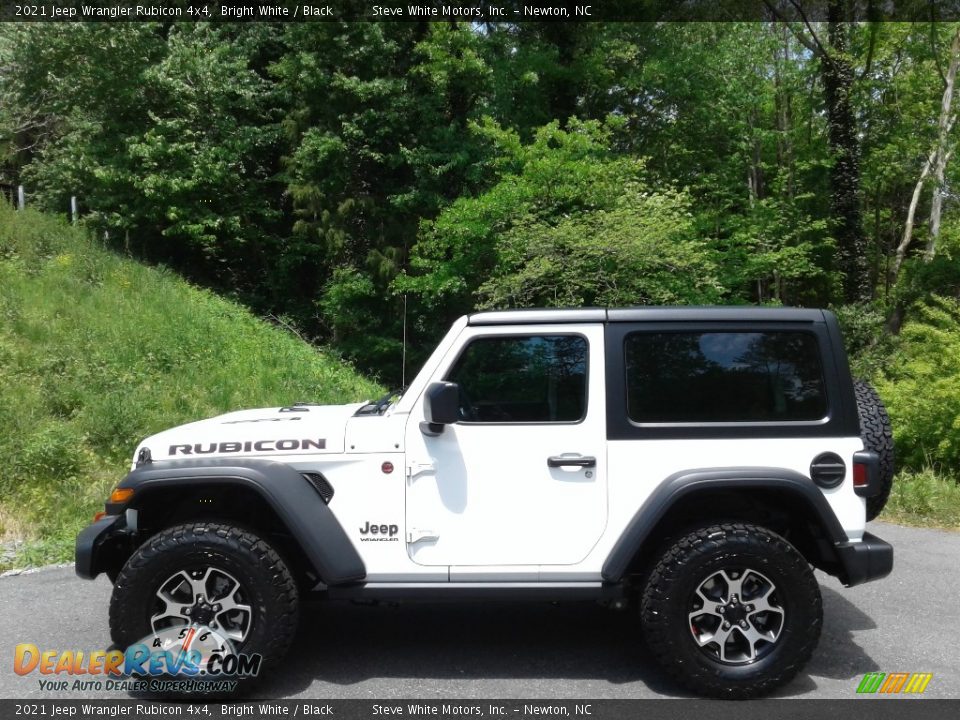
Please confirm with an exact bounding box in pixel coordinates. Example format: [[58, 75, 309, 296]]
[[134, 403, 365, 463], [169, 438, 326, 456], [221, 416, 305, 424]]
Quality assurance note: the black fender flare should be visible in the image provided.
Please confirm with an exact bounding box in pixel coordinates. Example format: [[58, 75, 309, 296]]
[[79, 458, 365, 585], [601, 467, 848, 583]]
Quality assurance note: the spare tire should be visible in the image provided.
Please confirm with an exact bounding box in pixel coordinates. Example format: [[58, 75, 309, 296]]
[[854, 380, 895, 521]]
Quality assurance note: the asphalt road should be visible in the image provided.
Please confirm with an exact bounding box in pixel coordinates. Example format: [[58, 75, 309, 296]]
[[1, 521, 956, 700]]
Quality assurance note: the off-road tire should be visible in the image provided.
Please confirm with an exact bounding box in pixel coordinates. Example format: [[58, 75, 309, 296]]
[[854, 380, 895, 521], [109, 522, 299, 683], [640, 523, 822, 699]]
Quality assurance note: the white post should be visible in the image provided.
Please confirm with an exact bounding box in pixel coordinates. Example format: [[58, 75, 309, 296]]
[[71, 196, 78, 224], [17, 185, 25, 210]]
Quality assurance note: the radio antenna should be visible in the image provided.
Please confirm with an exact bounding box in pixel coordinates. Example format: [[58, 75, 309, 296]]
[[402, 293, 408, 387]]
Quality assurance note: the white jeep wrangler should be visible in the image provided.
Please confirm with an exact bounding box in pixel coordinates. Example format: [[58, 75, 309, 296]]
[[77, 307, 894, 698]]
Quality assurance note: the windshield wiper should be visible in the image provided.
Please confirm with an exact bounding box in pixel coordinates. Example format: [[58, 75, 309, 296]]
[[354, 387, 406, 416]]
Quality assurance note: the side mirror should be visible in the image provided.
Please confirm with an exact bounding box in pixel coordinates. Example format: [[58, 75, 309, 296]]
[[421, 382, 459, 435]]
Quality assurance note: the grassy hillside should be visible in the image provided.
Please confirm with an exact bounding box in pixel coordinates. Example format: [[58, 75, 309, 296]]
[[0, 206, 381, 570]]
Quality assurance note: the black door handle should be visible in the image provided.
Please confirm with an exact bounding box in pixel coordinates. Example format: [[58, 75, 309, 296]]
[[547, 455, 596, 468]]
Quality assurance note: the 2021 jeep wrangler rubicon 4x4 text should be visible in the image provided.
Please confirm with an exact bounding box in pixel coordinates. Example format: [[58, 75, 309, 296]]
[[77, 307, 894, 698]]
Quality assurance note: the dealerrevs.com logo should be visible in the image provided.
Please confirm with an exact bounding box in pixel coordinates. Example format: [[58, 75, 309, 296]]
[[856, 672, 933, 695], [14, 625, 261, 693]]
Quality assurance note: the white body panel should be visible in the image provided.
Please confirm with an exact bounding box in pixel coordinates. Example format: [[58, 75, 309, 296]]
[[596, 436, 866, 562]]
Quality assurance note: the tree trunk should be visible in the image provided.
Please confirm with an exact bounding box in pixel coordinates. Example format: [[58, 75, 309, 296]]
[[890, 25, 959, 285], [821, 8, 870, 302], [886, 303, 905, 335], [774, 23, 796, 200], [892, 147, 935, 282], [747, 107, 762, 207], [926, 27, 960, 260], [539, 22, 581, 125]]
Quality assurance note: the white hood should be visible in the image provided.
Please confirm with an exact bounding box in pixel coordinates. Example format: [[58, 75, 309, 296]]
[[133, 403, 365, 466]]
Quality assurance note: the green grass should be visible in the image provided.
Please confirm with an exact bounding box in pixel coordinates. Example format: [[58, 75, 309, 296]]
[[0, 206, 381, 570], [881, 468, 960, 530]]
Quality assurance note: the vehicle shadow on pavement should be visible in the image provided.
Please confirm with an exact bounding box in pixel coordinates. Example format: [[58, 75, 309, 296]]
[[252, 600, 686, 698], [770, 585, 879, 697], [253, 585, 880, 700]]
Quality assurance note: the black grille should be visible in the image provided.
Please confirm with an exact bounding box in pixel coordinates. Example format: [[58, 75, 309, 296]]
[[302, 472, 335, 504]]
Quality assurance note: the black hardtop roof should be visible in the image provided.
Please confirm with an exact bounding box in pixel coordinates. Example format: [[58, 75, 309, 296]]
[[467, 306, 829, 326]]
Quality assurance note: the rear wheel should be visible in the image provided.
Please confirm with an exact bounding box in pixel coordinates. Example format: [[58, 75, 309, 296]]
[[641, 523, 822, 699]]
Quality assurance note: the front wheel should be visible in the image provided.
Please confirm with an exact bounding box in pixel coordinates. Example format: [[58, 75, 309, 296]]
[[109, 522, 299, 686], [640, 523, 822, 699]]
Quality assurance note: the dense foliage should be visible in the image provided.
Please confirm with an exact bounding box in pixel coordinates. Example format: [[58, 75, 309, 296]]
[[398, 118, 722, 312], [0, 205, 379, 566], [2, 19, 960, 481], [877, 297, 960, 472]]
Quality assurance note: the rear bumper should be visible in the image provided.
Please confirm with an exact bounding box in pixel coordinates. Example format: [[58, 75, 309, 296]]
[[75, 515, 124, 580], [834, 531, 893, 586]]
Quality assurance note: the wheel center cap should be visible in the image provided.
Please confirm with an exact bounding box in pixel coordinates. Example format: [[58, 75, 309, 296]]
[[724, 602, 748, 625], [191, 601, 214, 625]]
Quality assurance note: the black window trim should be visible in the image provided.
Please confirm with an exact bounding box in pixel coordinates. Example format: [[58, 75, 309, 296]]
[[442, 331, 591, 427], [605, 320, 857, 440]]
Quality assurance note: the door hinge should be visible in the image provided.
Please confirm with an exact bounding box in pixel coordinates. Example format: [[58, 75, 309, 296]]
[[406, 460, 435, 484], [407, 528, 439, 544]]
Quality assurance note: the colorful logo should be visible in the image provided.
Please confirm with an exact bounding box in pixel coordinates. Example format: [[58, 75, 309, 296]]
[[856, 672, 933, 695], [14, 624, 261, 693]]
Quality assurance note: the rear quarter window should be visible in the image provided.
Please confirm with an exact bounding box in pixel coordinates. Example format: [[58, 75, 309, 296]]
[[625, 331, 828, 424]]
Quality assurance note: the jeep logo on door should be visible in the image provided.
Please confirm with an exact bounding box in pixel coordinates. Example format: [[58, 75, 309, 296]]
[[359, 522, 399, 542]]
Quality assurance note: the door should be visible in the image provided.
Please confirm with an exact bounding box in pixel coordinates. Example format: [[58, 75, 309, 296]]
[[404, 325, 607, 567]]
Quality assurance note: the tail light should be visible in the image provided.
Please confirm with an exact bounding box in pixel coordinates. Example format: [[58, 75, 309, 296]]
[[852, 451, 879, 497], [853, 462, 869, 488]]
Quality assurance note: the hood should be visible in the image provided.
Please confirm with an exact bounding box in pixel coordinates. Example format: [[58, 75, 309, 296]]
[[133, 403, 365, 467]]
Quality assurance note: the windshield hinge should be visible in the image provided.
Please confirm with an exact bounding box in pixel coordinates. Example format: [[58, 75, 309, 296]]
[[406, 461, 435, 484], [407, 528, 439, 544]]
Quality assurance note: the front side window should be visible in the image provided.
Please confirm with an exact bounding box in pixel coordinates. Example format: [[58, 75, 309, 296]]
[[446, 335, 588, 423], [625, 331, 827, 423]]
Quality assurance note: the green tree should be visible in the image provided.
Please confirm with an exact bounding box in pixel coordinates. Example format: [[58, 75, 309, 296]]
[[275, 22, 491, 376], [398, 118, 720, 315], [2, 23, 166, 217], [123, 24, 288, 297], [598, 23, 836, 304], [878, 296, 960, 471]]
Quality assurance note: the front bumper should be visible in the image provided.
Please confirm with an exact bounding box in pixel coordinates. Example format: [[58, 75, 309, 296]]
[[75, 515, 124, 580], [834, 531, 893, 586]]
